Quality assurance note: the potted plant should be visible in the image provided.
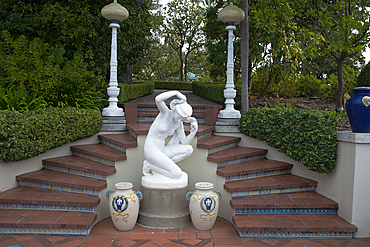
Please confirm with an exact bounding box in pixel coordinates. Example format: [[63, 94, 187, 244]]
[[346, 62, 370, 132]]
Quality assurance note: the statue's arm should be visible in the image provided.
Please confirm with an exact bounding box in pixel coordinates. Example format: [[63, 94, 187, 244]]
[[155, 91, 186, 113], [179, 117, 198, 145]]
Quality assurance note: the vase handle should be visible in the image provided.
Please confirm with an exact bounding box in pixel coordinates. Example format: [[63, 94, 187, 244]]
[[134, 191, 143, 203], [106, 190, 114, 200], [215, 190, 222, 200], [185, 192, 194, 203]]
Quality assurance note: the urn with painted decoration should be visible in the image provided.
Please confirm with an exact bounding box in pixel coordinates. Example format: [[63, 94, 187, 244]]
[[106, 182, 142, 231], [186, 182, 222, 230], [346, 87, 370, 133]]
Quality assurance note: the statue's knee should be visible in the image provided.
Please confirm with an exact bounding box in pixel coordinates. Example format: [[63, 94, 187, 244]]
[[186, 145, 193, 156]]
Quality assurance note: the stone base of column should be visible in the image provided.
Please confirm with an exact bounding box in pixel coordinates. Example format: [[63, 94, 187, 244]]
[[137, 173, 191, 228], [100, 116, 126, 132], [214, 118, 240, 133]]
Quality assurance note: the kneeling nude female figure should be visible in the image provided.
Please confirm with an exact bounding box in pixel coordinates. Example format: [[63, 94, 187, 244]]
[[143, 91, 198, 179]]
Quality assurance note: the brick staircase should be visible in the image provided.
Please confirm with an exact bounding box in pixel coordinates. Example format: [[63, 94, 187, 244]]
[[0, 133, 136, 236], [0, 100, 358, 238], [196, 134, 358, 238]]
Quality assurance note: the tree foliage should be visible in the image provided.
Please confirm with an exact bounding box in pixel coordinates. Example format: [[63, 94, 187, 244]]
[[162, 0, 206, 82], [292, 0, 370, 109], [0, 0, 157, 81], [0, 31, 106, 110]]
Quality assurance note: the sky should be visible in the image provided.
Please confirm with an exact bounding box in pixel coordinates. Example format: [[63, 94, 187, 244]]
[[364, 47, 370, 64]]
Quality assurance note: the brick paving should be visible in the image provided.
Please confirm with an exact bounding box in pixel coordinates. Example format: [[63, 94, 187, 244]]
[[1, 217, 369, 247]]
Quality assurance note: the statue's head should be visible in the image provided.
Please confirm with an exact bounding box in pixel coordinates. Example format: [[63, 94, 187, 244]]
[[170, 100, 192, 122], [175, 102, 192, 118]]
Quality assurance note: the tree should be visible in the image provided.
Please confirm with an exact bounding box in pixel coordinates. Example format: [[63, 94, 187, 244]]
[[0, 0, 157, 83], [292, 0, 370, 110], [240, 0, 249, 112], [205, 0, 301, 95], [134, 40, 180, 81], [162, 0, 205, 82]]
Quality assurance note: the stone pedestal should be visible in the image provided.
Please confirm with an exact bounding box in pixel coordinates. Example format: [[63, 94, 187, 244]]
[[137, 172, 191, 228], [100, 116, 126, 132], [214, 118, 240, 133]]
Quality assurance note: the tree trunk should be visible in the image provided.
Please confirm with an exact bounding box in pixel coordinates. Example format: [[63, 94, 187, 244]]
[[240, 0, 249, 113], [118, 65, 133, 84], [179, 52, 184, 82], [184, 53, 189, 82], [336, 58, 345, 111]]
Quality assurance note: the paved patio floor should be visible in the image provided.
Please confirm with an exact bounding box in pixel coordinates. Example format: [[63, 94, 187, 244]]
[[1, 217, 369, 247]]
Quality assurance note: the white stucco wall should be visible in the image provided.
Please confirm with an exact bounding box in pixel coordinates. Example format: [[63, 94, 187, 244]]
[[0, 134, 101, 193], [1, 130, 369, 237]]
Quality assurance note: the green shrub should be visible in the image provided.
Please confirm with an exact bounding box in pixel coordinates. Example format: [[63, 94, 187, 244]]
[[239, 106, 339, 174], [0, 107, 102, 162], [192, 81, 241, 109], [118, 81, 155, 103], [320, 66, 357, 98], [356, 62, 370, 87], [154, 81, 193, 90], [0, 31, 106, 110], [0, 85, 47, 112]]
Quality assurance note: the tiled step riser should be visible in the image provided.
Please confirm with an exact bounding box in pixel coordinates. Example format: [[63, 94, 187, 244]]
[[99, 140, 127, 154], [217, 154, 267, 168], [138, 116, 206, 124], [18, 181, 99, 197], [231, 186, 316, 199], [209, 143, 239, 154], [0, 228, 90, 236], [197, 132, 213, 142], [235, 208, 337, 214], [0, 203, 94, 213], [72, 151, 115, 166], [43, 164, 107, 181], [137, 106, 206, 124], [225, 169, 292, 183], [238, 231, 354, 238]]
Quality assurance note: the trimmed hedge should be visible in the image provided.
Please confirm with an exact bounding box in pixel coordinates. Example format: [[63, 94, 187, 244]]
[[239, 107, 339, 174], [0, 107, 102, 162], [192, 81, 241, 109], [357, 62, 370, 87], [118, 81, 155, 103], [154, 81, 193, 90]]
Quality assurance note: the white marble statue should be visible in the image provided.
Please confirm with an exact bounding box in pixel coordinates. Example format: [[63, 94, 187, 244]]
[[143, 91, 198, 179]]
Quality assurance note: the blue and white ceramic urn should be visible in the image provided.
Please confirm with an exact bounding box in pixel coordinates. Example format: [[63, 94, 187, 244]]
[[346, 87, 370, 133], [106, 182, 142, 231], [186, 182, 221, 231]]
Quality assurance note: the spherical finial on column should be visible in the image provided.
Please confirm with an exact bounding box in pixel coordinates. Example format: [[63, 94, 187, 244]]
[[217, 2, 245, 24], [101, 0, 129, 22]]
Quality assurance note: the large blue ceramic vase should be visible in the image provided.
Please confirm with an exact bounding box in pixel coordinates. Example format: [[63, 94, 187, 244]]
[[346, 87, 370, 133]]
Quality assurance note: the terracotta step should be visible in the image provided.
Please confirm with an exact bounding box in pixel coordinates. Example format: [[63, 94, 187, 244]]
[[0, 187, 99, 212], [197, 135, 241, 152], [136, 112, 206, 124], [71, 144, 126, 166], [233, 214, 357, 238], [195, 125, 214, 140], [207, 146, 268, 167], [98, 133, 137, 152], [126, 123, 214, 138], [0, 209, 96, 235], [16, 170, 106, 196], [217, 159, 293, 182], [231, 192, 338, 214], [225, 174, 317, 198], [43, 156, 116, 180]]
